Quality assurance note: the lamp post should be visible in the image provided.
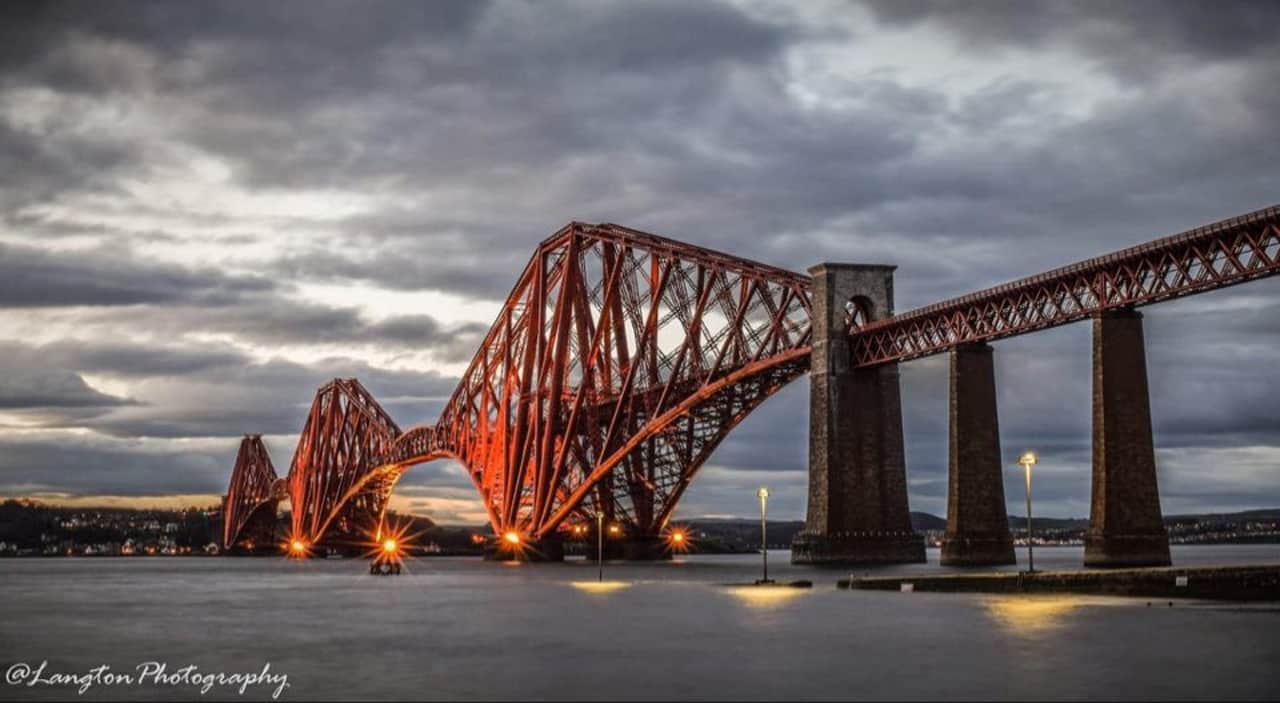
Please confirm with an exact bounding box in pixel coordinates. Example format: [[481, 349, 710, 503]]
[[1018, 451, 1037, 573], [596, 512, 604, 582], [757, 487, 772, 584]]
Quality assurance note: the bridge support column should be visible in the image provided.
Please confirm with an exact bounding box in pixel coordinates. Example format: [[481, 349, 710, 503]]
[[581, 533, 671, 561], [483, 537, 565, 562], [940, 343, 1016, 566], [1085, 308, 1171, 568], [792, 264, 925, 565]]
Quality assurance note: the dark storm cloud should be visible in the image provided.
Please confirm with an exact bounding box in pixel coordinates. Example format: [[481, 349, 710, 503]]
[[0, 241, 274, 307], [27, 340, 249, 377], [0, 338, 457, 438], [0, 434, 227, 497], [0, 1, 487, 82], [862, 1, 1280, 78], [0, 120, 135, 213], [84, 353, 458, 439], [0, 367, 130, 410], [0, 240, 486, 361]]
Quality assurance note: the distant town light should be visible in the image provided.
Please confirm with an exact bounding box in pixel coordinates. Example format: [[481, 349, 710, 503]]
[[382, 539, 398, 554]]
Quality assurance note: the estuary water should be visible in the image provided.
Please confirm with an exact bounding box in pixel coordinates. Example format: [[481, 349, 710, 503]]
[[2, 546, 1278, 701]]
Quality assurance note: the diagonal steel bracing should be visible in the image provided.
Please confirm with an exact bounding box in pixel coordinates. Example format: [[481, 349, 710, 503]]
[[223, 205, 1279, 549]]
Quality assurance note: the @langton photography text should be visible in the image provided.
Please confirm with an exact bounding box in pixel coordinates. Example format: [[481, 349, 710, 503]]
[[5, 661, 290, 699]]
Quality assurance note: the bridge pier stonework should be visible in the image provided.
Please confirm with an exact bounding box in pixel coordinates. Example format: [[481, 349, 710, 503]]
[[580, 534, 671, 561], [483, 537, 565, 562], [1085, 308, 1171, 568], [940, 343, 1016, 566], [792, 264, 925, 565]]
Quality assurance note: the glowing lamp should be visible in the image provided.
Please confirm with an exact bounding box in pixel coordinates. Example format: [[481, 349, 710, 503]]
[[503, 531, 522, 546], [1016, 450, 1038, 573], [382, 539, 398, 554]]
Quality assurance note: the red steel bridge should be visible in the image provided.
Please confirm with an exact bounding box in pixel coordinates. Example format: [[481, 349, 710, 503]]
[[222, 205, 1279, 562]]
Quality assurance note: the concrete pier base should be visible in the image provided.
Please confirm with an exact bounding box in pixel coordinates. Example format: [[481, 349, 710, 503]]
[[483, 537, 565, 562], [941, 343, 1015, 567], [1085, 309, 1171, 568], [840, 565, 1280, 601], [791, 531, 925, 565], [792, 263, 924, 566], [581, 535, 672, 561]]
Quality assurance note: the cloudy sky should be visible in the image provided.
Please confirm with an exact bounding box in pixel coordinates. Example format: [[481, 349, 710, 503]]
[[2, 1, 1277, 524]]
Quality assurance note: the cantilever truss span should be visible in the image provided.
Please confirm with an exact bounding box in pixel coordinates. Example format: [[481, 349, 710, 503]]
[[222, 205, 1279, 549], [287, 378, 403, 544], [221, 435, 285, 550], [225, 223, 815, 547], [386, 222, 815, 541]]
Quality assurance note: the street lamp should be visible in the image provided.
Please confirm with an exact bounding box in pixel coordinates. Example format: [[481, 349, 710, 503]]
[[596, 512, 604, 583], [757, 487, 772, 584], [1018, 451, 1037, 573]]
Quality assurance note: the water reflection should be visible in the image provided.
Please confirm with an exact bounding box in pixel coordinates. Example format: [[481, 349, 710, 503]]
[[571, 580, 631, 594], [726, 586, 808, 609], [984, 595, 1084, 634]]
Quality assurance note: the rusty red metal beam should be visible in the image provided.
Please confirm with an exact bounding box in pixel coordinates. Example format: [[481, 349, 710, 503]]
[[235, 205, 1279, 550], [286, 378, 402, 545], [221, 434, 283, 549], [423, 222, 814, 539], [850, 205, 1280, 367]]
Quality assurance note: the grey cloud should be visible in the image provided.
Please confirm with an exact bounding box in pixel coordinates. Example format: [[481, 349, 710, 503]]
[[81, 354, 459, 438], [0, 342, 135, 413], [0, 368, 130, 410], [0, 434, 227, 497], [31, 340, 250, 377], [861, 1, 1280, 80], [0, 1, 1277, 517], [81, 299, 489, 363], [0, 338, 458, 438], [0, 241, 274, 308]]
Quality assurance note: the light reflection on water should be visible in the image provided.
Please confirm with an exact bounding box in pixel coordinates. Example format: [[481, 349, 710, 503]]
[[725, 585, 810, 609], [1, 546, 1278, 700], [570, 580, 631, 594], [983, 595, 1087, 634]]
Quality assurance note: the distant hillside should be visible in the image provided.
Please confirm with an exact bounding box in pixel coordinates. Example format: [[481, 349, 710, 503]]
[[910, 512, 947, 531]]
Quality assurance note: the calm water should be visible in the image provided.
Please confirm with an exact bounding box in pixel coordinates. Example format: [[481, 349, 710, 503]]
[[2, 546, 1279, 701]]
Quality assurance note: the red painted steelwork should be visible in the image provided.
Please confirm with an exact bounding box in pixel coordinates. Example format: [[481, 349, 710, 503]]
[[287, 379, 403, 544], [850, 205, 1280, 366], [385, 222, 814, 540], [225, 206, 1280, 549], [221, 435, 284, 549]]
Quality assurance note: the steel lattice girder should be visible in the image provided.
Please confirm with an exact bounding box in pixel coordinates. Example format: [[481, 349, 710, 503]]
[[258, 205, 1279, 548], [221, 434, 283, 549], [850, 205, 1280, 366], [287, 378, 402, 544], [398, 222, 816, 540]]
